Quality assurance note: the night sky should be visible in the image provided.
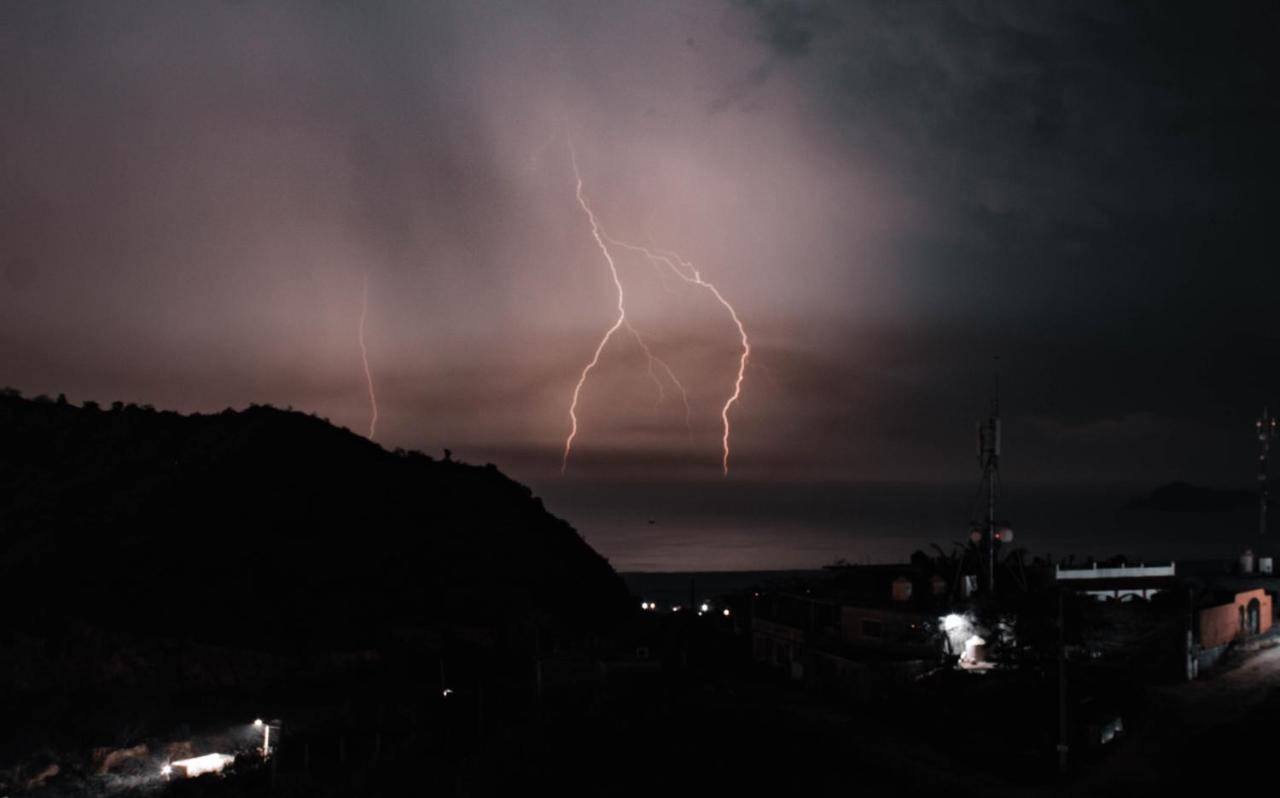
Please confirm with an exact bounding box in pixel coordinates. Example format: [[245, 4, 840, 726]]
[[4, 2, 1279, 568]]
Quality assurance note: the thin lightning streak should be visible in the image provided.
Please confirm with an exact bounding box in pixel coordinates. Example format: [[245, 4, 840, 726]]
[[625, 322, 693, 433], [626, 323, 666, 406], [604, 237, 750, 476], [561, 139, 627, 474], [642, 226, 679, 296], [358, 273, 378, 440]]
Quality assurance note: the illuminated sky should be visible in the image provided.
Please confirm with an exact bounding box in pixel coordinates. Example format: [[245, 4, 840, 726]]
[[4, 2, 1279, 565]]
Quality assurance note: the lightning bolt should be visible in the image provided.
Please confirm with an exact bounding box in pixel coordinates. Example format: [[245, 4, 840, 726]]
[[558, 137, 745, 475], [358, 272, 378, 440], [626, 322, 693, 432], [561, 140, 693, 473], [561, 139, 627, 474], [604, 238, 750, 476]]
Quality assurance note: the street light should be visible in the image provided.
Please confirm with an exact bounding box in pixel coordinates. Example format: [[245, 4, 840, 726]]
[[253, 719, 272, 757]]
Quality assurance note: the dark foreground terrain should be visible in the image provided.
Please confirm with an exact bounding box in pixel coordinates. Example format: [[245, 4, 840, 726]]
[[2, 391, 1277, 796]]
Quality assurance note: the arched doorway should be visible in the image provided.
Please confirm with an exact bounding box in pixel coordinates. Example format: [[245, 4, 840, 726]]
[[1247, 598, 1261, 636]]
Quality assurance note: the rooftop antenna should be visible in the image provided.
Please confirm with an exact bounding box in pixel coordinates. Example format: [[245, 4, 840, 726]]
[[1257, 408, 1276, 536]]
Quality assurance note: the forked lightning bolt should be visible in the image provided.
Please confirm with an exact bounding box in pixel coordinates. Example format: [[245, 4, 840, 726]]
[[605, 238, 750, 476], [561, 140, 627, 474], [561, 141, 691, 474], [358, 272, 378, 440]]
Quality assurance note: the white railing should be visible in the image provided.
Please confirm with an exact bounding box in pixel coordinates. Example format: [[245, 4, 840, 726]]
[[1055, 563, 1176, 580]]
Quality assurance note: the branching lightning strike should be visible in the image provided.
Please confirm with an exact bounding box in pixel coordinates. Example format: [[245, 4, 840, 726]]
[[561, 140, 627, 474], [560, 140, 749, 476], [358, 272, 379, 440], [561, 140, 693, 474], [604, 238, 750, 476]]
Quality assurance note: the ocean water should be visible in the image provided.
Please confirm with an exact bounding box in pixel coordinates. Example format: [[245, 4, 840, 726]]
[[531, 479, 1267, 572]]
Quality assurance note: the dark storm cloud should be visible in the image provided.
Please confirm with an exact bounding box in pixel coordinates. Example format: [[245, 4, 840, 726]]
[[732, 0, 836, 57], [718, 0, 1280, 472]]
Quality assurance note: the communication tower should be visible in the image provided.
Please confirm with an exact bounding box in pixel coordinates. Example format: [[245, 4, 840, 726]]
[[970, 365, 1011, 595]]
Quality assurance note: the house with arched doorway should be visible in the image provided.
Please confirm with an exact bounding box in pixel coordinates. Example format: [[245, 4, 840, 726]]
[[1195, 588, 1273, 670]]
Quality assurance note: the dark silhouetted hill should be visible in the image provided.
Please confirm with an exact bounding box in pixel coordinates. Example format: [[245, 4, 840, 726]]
[[0, 389, 629, 652]]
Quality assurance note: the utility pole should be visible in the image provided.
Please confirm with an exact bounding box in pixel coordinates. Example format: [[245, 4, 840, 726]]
[[1257, 408, 1276, 536], [1057, 589, 1069, 775]]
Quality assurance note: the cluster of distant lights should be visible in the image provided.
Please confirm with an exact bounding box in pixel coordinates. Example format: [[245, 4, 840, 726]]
[[640, 601, 730, 617]]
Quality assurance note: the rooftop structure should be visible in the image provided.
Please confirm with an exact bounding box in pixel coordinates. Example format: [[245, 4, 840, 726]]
[[1056, 563, 1177, 602]]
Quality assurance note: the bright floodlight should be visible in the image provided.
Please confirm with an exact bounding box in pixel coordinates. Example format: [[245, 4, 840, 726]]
[[170, 754, 235, 778], [700, 603, 710, 613], [942, 614, 965, 632], [160, 765, 172, 777], [723, 608, 731, 617], [253, 718, 264, 728]]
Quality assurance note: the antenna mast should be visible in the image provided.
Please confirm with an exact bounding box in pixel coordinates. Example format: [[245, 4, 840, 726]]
[[975, 360, 1003, 594], [1257, 408, 1276, 536]]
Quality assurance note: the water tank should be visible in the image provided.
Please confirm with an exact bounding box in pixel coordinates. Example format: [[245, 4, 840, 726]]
[[1240, 549, 1255, 574], [1260, 556, 1274, 575], [963, 635, 987, 664]]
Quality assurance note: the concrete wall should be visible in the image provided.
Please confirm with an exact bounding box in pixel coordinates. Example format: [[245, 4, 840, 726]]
[[1198, 589, 1273, 650]]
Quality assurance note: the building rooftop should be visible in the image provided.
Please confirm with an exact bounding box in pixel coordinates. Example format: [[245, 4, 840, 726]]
[[1056, 563, 1176, 581]]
